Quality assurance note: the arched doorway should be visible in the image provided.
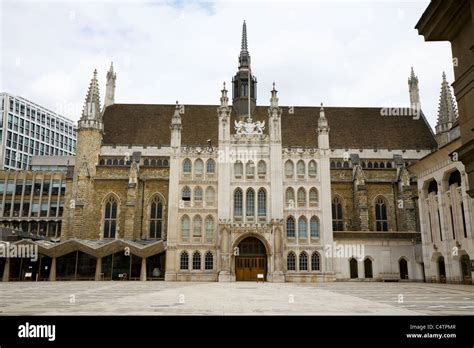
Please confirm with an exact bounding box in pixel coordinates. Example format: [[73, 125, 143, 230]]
[[364, 258, 373, 279], [349, 258, 358, 279], [460, 255, 471, 284], [235, 237, 266, 281], [399, 258, 408, 280], [438, 256, 446, 283]]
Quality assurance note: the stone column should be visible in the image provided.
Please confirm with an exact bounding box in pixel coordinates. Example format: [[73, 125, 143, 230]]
[[218, 226, 231, 282], [399, 186, 417, 231], [272, 226, 285, 282], [49, 257, 56, 281], [140, 257, 147, 281], [95, 257, 102, 281], [2, 258, 10, 282], [123, 184, 138, 240], [353, 182, 369, 231], [358, 259, 364, 279]]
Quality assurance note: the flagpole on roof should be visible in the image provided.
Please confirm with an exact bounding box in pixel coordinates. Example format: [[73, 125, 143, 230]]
[[248, 67, 251, 122]]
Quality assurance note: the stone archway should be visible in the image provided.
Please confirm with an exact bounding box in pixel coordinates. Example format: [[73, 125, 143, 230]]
[[234, 236, 267, 281]]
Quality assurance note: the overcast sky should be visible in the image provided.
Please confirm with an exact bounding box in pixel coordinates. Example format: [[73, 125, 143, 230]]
[[1, 0, 455, 129]]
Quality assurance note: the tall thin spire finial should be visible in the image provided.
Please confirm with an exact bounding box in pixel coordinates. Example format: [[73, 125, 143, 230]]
[[436, 71, 457, 129], [81, 69, 101, 121], [241, 20, 248, 52]]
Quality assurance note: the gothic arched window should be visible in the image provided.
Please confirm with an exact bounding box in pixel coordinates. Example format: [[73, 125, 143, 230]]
[[234, 188, 243, 217], [246, 160, 255, 178], [287, 252, 296, 271], [183, 158, 192, 174], [206, 159, 215, 174], [332, 196, 344, 231], [309, 188, 318, 206], [181, 215, 190, 239], [298, 216, 307, 238], [205, 251, 213, 270], [297, 187, 306, 207], [193, 215, 202, 237], [297, 160, 305, 176], [192, 251, 201, 270], [285, 187, 295, 207], [180, 251, 189, 270], [194, 186, 203, 202], [310, 216, 319, 238], [285, 160, 294, 177], [103, 195, 118, 238], [234, 161, 243, 177], [149, 195, 163, 239], [195, 159, 204, 175], [375, 197, 388, 231], [205, 187, 215, 205], [311, 252, 321, 271], [286, 216, 295, 237], [205, 216, 214, 241], [246, 189, 255, 217], [182, 186, 191, 201], [299, 252, 308, 271], [308, 160, 317, 176], [258, 188, 266, 217]]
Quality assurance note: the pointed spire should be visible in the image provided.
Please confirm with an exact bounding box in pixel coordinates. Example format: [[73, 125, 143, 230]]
[[81, 69, 101, 121], [319, 103, 325, 119], [107, 61, 115, 79], [238, 20, 251, 69], [104, 61, 117, 109], [408, 67, 420, 109], [171, 100, 182, 129], [318, 102, 328, 129], [220, 82, 229, 107], [409, 67, 417, 82], [241, 20, 248, 52], [270, 82, 278, 108], [436, 71, 458, 134], [317, 102, 329, 149]]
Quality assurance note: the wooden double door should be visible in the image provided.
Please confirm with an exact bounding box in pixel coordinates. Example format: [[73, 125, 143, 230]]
[[235, 236, 267, 281], [235, 256, 266, 281]]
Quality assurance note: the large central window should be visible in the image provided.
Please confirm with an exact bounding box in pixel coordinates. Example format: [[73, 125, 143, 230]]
[[246, 189, 255, 217]]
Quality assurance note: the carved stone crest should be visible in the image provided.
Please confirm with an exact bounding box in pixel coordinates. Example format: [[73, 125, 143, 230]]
[[234, 119, 265, 135]]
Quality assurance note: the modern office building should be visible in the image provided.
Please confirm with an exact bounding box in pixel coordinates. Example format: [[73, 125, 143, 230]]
[[0, 93, 77, 170], [0, 169, 67, 239], [30, 155, 75, 172]]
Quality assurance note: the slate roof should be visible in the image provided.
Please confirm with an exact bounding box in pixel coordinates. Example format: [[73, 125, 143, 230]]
[[102, 104, 437, 150]]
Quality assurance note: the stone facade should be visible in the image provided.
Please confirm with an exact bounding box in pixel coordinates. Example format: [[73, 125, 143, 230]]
[[4, 23, 465, 284]]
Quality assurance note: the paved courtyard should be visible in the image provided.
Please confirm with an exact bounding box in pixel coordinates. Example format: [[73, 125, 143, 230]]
[[0, 281, 472, 315]]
